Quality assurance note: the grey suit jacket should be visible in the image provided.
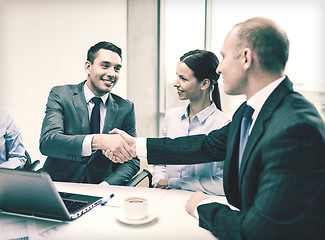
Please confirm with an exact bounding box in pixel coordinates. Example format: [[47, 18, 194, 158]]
[[39, 81, 139, 185], [147, 77, 325, 239]]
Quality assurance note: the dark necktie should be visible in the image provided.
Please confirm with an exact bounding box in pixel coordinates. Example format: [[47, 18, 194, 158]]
[[90, 97, 102, 134], [238, 105, 254, 171]]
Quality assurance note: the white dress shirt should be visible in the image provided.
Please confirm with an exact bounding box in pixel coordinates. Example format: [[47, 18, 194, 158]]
[[152, 103, 230, 195], [247, 76, 285, 134], [81, 83, 109, 156]]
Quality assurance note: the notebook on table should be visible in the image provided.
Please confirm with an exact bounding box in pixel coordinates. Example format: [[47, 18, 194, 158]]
[[0, 169, 103, 221]]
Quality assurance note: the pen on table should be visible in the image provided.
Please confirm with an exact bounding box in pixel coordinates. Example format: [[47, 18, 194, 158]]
[[101, 193, 115, 206]]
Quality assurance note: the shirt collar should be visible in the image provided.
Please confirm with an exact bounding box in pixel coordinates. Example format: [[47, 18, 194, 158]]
[[181, 102, 217, 123], [247, 76, 285, 119], [84, 83, 109, 105]]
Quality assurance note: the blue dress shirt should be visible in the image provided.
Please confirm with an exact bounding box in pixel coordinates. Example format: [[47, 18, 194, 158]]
[[153, 103, 230, 195], [0, 108, 27, 169]]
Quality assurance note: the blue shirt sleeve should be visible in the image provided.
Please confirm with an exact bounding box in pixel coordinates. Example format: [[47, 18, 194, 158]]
[[0, 109, 27, 169]]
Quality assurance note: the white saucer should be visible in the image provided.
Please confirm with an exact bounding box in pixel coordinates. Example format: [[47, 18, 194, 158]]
[[116, 212, 157, 225]]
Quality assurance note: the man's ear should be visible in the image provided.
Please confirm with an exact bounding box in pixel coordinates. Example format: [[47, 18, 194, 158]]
[[201, 78, 211, 91], [242, 48, 252, 70], [84, 61, 91, 74]]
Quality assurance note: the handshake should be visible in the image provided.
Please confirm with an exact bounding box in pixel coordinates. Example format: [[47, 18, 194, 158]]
[[92, 129, 137, 163]]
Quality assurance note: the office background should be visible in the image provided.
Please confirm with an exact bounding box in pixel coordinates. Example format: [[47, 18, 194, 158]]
[[0, 0, 324, 168]]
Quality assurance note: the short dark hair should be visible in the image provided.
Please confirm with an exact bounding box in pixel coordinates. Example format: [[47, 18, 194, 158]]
[[87, 41, 122, 63], [180, 49, 222, 110], [234, 17, 289, 74]]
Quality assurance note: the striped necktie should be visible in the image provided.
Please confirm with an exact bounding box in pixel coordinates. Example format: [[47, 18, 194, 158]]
[[238, 105, 254, 171]]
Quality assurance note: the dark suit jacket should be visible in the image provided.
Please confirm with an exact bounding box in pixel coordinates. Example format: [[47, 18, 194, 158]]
[[39, 81, 139, 185], [147, 77, 325, 240]]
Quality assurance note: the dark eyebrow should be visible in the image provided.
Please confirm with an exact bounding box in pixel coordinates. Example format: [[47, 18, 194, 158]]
[[101, 61, 122, 68], [177, 74, 187, 80]]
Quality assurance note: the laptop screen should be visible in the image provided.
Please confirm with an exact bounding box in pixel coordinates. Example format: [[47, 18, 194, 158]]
[[0, 169, 103, 220]]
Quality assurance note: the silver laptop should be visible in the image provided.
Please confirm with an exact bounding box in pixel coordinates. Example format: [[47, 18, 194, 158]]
[[0, 169, 103, 221]]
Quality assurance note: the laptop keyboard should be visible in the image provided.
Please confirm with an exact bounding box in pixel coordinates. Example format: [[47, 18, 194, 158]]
[[59, 192, 73, 198], [63, 199, 88, 213]]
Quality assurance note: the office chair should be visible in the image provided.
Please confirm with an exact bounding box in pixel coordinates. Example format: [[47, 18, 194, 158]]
[[23, 150, 40, 171], [126, 169, 153, 188]]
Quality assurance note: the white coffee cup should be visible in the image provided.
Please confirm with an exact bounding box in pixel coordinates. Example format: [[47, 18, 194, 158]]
[[124, 197, 148, 220]]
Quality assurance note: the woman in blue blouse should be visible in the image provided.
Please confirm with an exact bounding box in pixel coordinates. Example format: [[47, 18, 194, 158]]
[[152, 50, 230, 195], [0, 108, 27, 169]]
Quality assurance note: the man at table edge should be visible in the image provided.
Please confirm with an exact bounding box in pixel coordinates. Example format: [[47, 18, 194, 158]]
[[103, 17, 325, 240]]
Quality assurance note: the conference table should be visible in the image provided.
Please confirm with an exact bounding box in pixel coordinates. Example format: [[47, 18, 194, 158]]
[[0, 181, 233, 240]]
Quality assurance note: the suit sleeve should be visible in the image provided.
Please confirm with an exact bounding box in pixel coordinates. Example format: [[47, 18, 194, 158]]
[[151, 113, 168, 187], [103, 102, 140, 185], [39, 86, 85, 161], [147, 123, 229, 165], [198, 122, 325, 240]]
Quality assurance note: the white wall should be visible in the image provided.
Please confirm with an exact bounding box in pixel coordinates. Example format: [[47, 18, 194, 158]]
[[0, 0, 127, 166], [127, 0, 159, 137], [211, 0, 325, 118]]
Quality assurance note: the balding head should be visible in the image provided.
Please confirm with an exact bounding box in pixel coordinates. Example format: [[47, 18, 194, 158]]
[[232, 17, 289, 75]]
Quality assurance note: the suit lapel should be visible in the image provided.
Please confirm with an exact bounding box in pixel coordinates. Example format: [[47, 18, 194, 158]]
[[72, 81, 90, 134], [238, 77, 294, 185], [223, 102, 246, 207], [226, 103, 246, 164], [102, 94, 118, 134]]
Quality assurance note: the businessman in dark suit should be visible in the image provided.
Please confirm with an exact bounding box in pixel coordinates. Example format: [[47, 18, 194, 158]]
[[39, 41, 139, 185], [104, 17, 325, 239]]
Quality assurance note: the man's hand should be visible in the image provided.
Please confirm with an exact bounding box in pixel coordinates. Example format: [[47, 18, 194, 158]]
[[155, 179, 171, 189], [185, 191, 209, 218], [92, 133, 136, 163], [102, 128, 137, 163], [109, 128, 136, 149]]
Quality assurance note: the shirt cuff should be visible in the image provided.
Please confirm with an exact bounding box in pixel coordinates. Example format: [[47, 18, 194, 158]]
[[81, 135, 94, 157], [99, 181, 110, 187], [194, 198, 217, 219], [136, 137, 147, 158], [168, 178, 179, 189], [0, 158, 24, 169]]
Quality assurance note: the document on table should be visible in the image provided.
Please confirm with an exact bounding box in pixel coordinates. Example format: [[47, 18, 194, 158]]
[[103, 188, 168, 208], [0, 213, 62, 240]]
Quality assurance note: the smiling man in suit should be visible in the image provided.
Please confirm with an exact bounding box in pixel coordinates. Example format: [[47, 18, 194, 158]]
[[39, 41, 139, 185], [104, 17, 325, 239]]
